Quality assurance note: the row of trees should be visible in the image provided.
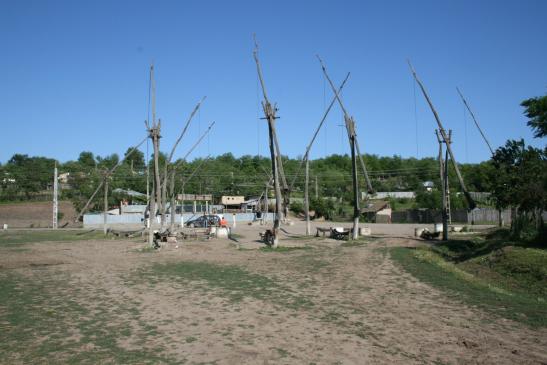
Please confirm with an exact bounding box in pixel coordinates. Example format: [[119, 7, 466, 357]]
[[1, 94, 544, 238], [0, 150, 495, 209]]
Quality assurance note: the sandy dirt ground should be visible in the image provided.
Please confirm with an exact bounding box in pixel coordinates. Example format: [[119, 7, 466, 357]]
[[0, 201, 77, 228], [1, 221, 546, 364]]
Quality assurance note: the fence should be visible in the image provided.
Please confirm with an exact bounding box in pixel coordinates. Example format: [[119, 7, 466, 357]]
[[391, 208, 511, 225], [83, 212, 276, 228]]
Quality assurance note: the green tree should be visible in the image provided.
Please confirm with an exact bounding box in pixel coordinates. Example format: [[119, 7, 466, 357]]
[[78, 151, 96, 169], [491, 139, 546, 239], [521, 94, 547, 138], [124, 148, 145, 171]]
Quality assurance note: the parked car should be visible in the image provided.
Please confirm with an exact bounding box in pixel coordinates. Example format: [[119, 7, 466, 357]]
[[185, 215, 220, 228]]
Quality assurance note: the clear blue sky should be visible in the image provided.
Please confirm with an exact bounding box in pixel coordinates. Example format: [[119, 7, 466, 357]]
[[1, 0, 546, 164]]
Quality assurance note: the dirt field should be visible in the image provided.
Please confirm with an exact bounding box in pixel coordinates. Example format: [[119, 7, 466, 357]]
[[1, 222, 546, 364], [0, 200, 77, 228]]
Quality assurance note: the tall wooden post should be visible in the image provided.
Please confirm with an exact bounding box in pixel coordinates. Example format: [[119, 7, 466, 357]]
[[53, 163, 58, 229], [264, 182, 269, 224], [408, 61, 476, 210], [349, 119, 360, 239], [445, 130, 452, 225], [435, 130, 447, 240], [288, 73, 350, 236], [318, 57, 366, 239], [103, 176, 108, 235], [436, 129, 452, 241], [267, 112, 282, 247], [304, 158, 311, 235], [169, 169, 176, 232], [253, 38, 282, 247]]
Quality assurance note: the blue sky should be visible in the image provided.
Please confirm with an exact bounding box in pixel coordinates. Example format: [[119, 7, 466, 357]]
[[1, 0, 546, 164]]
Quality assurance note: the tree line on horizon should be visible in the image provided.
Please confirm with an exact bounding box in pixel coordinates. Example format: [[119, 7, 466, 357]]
[[0, 94, 545, 239]]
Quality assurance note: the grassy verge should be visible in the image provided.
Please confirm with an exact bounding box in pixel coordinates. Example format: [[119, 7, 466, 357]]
[[0, 230, 116, 245], [0, 271, 176, 364], [139, 261, 313, 310], [390, 246, 547, 327]]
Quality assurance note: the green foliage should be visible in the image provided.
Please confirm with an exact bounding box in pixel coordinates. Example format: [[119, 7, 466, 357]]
[[490, 139, 546, 239], [124, 148, 145, 170], [0, 154, 56, 201], [521, 94, 547, 138], [0, 150, 498, 213], [414, 189, 441, 209], [77, 151, 96, 169], [289, 200, 304, 215], [391, 245, 547, 327], [309, 197, 335, 219]]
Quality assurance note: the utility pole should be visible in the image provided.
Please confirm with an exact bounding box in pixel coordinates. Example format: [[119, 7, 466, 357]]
[[318, 56, 371, 239], [169, 169, 176, 232], [436, 130, 451, 241], [445, 131, 452, 226], [349, 119, 360, 239], [53, 163, 58, 229], [408, 61, 476, 210], [288, 73, 349, 236], [304, 159, 311, 235], [264, 181, 269, 225], [253, 37, 282, 247], [103, 174, 109, 235], [145, 64, 162, 246]]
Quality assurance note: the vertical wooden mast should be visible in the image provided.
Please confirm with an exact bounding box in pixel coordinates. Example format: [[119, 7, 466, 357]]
[[408, 61, 476, 210], [253, 37, 282, 247], [318, 56, 372, 239]]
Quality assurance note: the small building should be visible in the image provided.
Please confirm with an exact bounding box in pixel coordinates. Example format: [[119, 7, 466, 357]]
[[361, 200, 392, 223], [423, 181, 434, 192], [241, 197, 261, 212], [221, 196, 245, 209]]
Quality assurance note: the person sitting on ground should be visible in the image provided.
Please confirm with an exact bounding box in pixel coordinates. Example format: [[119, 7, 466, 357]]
[[220, 215, 228, 227]]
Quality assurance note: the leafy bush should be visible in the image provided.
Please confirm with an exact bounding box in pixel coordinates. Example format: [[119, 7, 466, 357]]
[[310, 197, 335, 220], [289, 201, 304, 215]]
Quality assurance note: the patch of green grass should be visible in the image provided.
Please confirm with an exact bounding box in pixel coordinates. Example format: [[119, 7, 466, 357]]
[[259, 245, 312, 253], [0, 230, 112, 246], [340, 236, 377, 247], [140, 261, 313, 310], [0, 271, 177, 364], [276, 347, 289, 357], [390, 246, 547, 327], [228, 233, 244, 240], [185, 336, 198, 343], [463, 246, 547, 297]]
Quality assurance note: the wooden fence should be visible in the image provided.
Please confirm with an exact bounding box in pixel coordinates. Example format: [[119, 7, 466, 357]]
[[391, 208, 511, 225]]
